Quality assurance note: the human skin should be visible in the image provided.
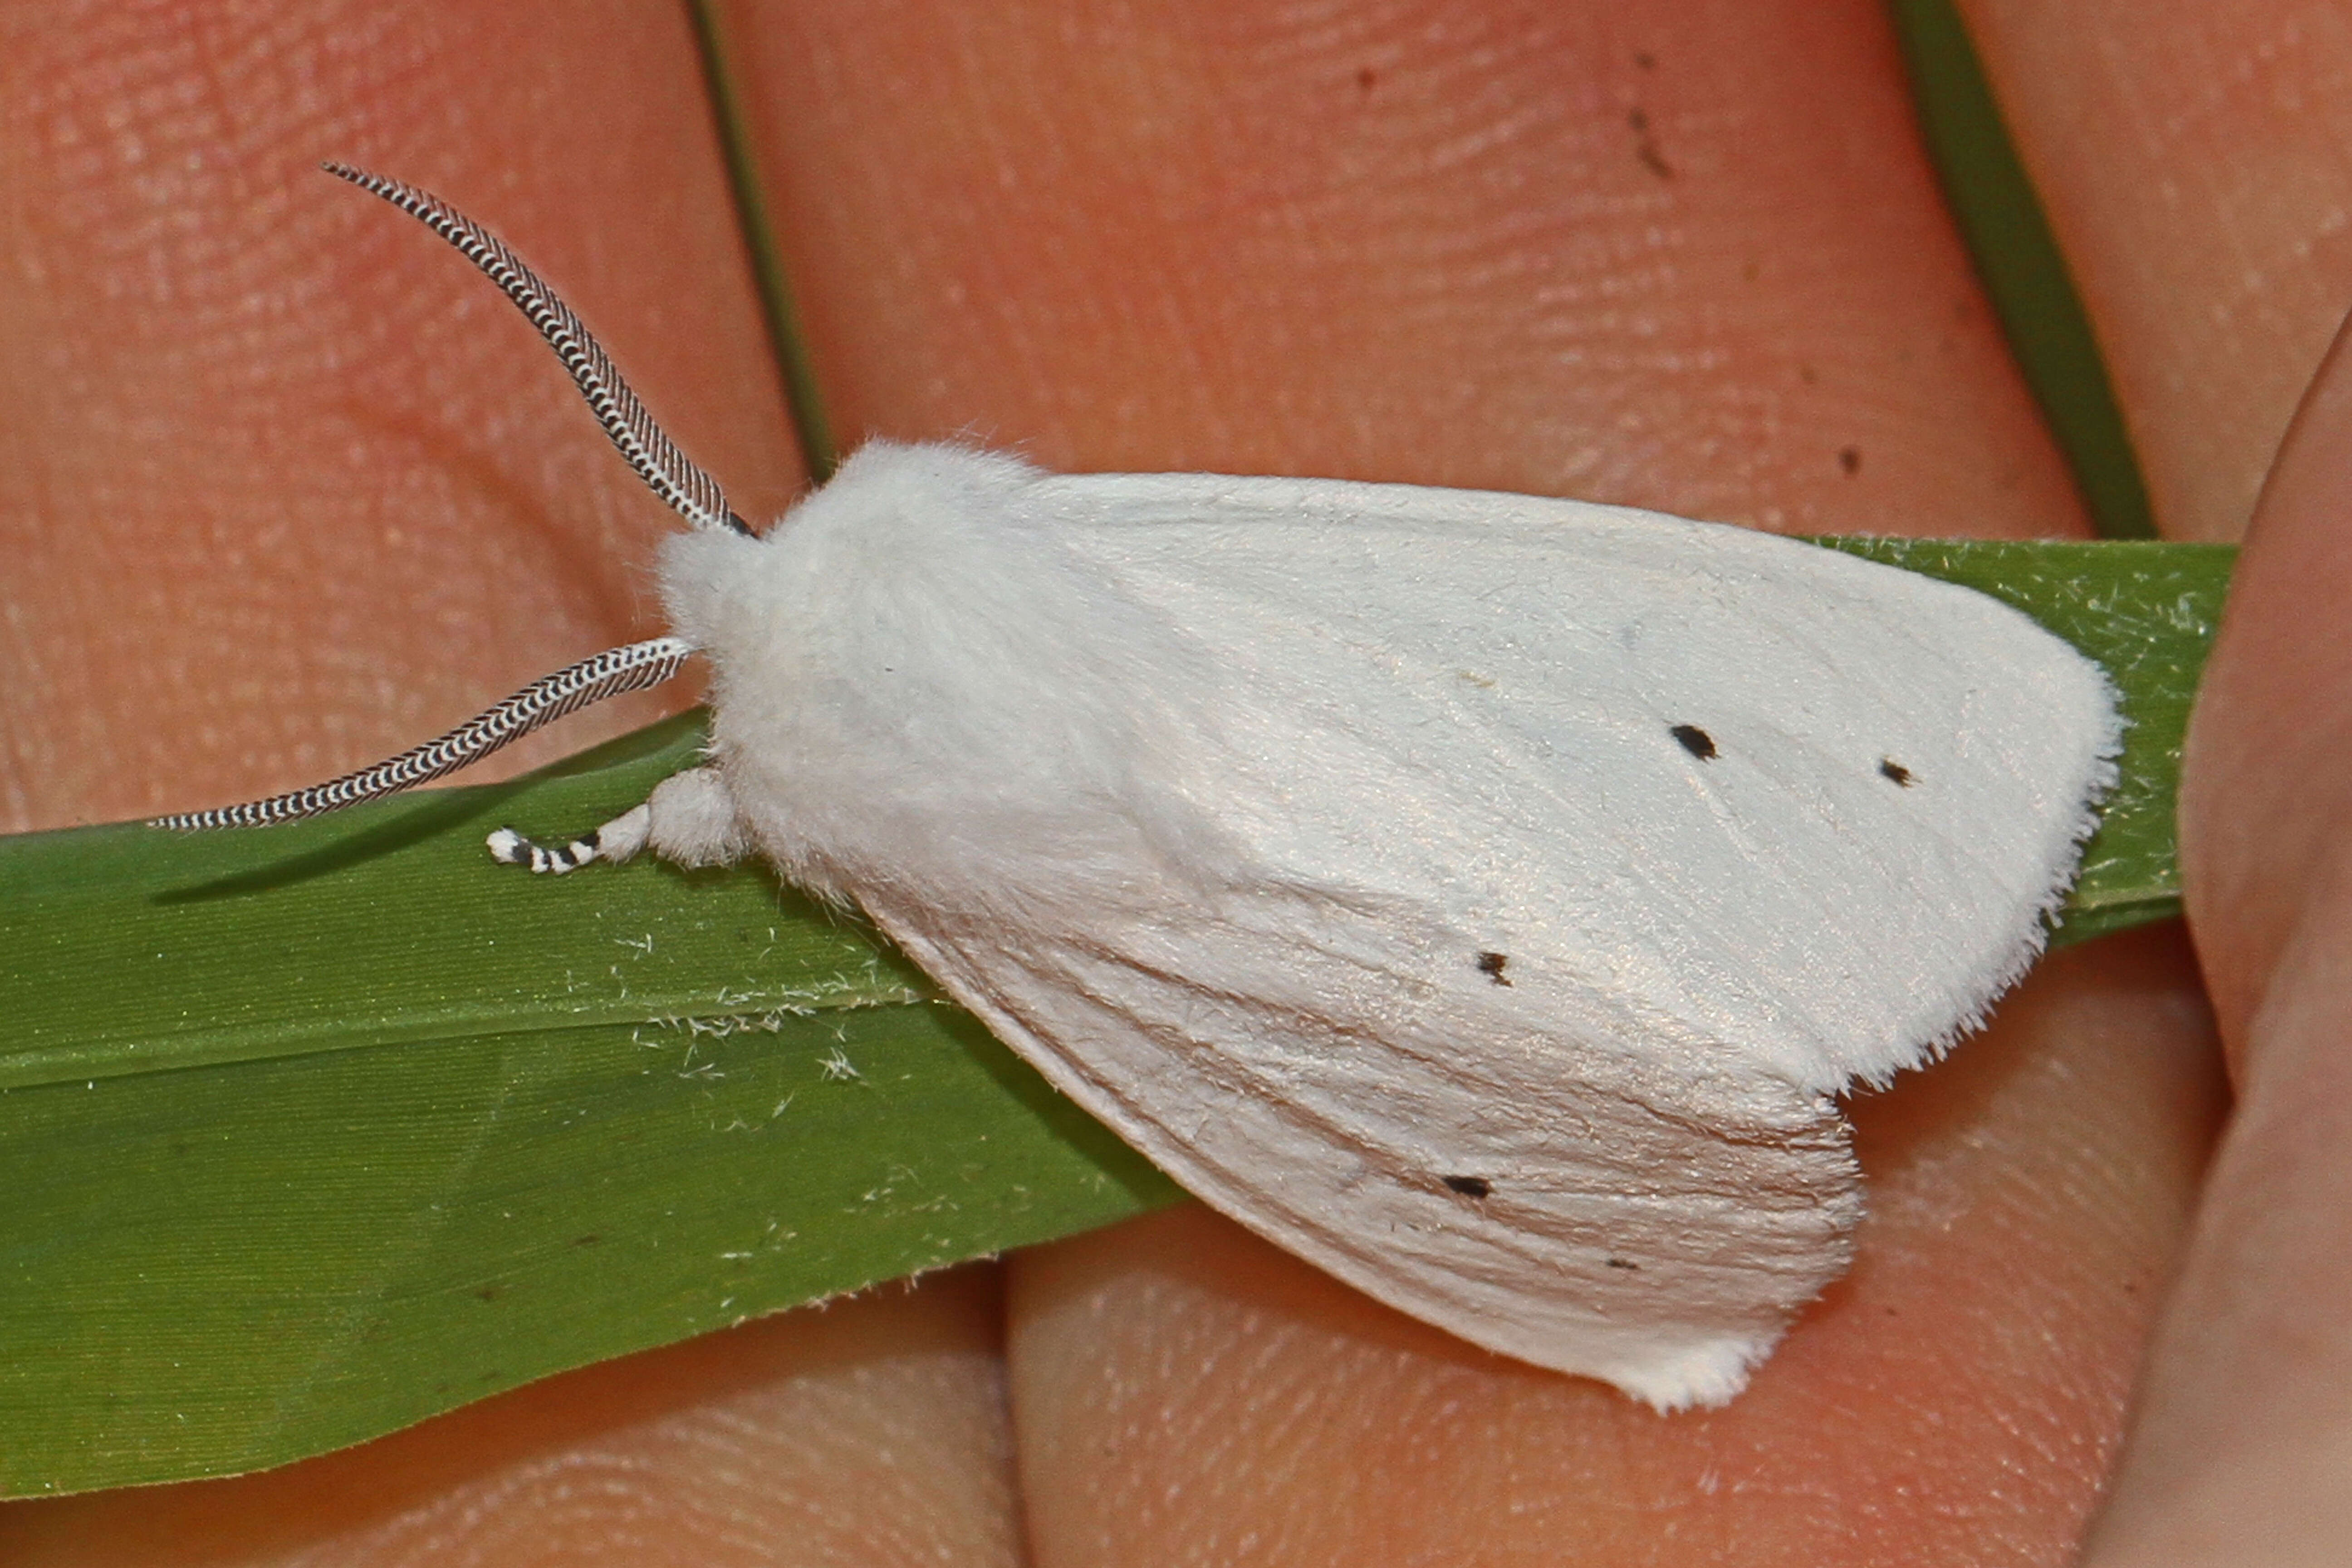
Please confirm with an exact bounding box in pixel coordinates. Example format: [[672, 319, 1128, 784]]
[[0, 1, 2343, 1562]]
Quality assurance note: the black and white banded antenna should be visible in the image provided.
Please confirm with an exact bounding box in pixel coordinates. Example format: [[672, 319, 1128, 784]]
[[153, 167, 730, 832], [152, 638, 694, 830], [323, 162, 752, 538]]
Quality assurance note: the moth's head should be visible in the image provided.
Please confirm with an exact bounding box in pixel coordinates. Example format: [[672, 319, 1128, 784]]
[[656, 521, 764, 676]]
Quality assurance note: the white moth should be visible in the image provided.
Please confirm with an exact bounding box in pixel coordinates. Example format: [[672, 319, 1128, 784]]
[[161, 167, 2122, 1411]]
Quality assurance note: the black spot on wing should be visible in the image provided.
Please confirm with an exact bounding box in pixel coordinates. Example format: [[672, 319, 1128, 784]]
[[1442, 1175, 1492, 1199], [1671, 724, 1717, 760]]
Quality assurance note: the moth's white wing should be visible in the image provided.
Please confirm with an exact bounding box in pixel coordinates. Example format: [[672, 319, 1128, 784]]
[[1035, 470, 2124, 1090], [871, 887, 1861, 1410], [669, 443, 2121, 1408]]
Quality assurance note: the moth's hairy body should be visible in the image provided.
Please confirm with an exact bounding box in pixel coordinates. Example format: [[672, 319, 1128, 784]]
[[164, 169, 2123, 1411]]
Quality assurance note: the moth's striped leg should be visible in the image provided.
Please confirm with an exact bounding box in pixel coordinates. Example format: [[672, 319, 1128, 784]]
[[487, 804, 651, 875], [488, 766, 745, 875]]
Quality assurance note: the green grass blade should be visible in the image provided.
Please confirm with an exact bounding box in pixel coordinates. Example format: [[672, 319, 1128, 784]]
[[0, 716, 1180, 1496], [1888, 0, 2156, 540], [0, 541, 2229, 1494], [686, 0, 838, 483]]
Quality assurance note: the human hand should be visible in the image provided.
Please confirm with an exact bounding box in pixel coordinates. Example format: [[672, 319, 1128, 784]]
[[1, 2, 2339, 1562]]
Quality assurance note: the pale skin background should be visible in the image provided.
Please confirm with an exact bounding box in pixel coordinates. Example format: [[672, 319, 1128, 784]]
[[1, 0, 2348, 1562]]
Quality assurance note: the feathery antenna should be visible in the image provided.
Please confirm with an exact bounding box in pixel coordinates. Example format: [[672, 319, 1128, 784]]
[[152, 637, 696, 830], [156, 170, 745, 833], [323, 162, 752, 536]]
